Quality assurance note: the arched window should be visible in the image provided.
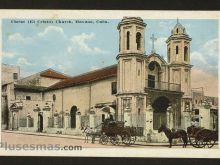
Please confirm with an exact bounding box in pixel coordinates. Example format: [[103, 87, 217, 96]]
[[136, 32, 141, 50], [176, 28, 179, 33], [102, 114, 105, 122], [168, 48, 171, 62], [184, 46, 188, 61], [52, 94, 56, 101], [70, 106, 77, 128], [126, 31, 130, 50], [176, 46, 179, 54]]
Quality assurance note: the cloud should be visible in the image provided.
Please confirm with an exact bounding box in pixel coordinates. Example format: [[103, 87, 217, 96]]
[[57, 64, 67, 73], [191, 68, 218, 97], [203, 38, 218, 57], [8, 33, 32, 42], [191, 51, 206, 65], [44, 60, 71, 74], [158, 21, 174, 32], [17, 57, 33, 66], [67, 46, 74, 54], [149, 37, 167, 60], [191, 38, 218, 75], [90, 66, 100, 71], [2, 51, 16, 58], [69, 32, 107, 55], [38, 26, 65, 37], [45, 61, 56, 68]]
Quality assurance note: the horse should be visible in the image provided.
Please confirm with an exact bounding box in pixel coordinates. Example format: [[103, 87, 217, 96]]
[[81, 126, 101, 143], [158, 125, 188, 148]]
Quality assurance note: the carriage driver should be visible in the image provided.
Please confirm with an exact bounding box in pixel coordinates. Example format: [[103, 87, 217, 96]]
[[191, 117, 199, 127]]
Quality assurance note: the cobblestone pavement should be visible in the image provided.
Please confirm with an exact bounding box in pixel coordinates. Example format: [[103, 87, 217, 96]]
[[1, 132, 218, 149]]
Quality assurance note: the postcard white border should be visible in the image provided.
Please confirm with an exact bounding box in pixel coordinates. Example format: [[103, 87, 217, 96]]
[[0, 10, 219, 158]]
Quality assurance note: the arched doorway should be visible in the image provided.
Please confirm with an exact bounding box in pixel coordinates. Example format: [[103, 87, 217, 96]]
[[38, 113, 43, 132], [152, 96, 170, 130], [70, 106, 77, 128]]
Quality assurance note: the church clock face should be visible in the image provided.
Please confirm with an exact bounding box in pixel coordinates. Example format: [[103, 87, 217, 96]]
[[149, 62, 155, 71]]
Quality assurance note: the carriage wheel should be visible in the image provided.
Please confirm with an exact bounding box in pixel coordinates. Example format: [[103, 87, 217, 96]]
[[189, 136, 199, 148], [121, 130, 131, 145], [110, 135, 120, 146], [129, 136, 136, 145], [195, 140, 206, 148], [100, 135, 108, 145], [206, 140, 216, 148]]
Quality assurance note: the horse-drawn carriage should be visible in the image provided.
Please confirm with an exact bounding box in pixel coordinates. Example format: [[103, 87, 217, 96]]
[[99, 119, 143, 146], [158, 124, 218, 148], [187, 125, 218, 148]]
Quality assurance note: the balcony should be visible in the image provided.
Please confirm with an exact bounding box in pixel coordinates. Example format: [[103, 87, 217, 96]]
[[145, 79, 181, 92]]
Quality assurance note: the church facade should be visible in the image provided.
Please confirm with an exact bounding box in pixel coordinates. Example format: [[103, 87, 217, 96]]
[[2, 17, 216, 142]]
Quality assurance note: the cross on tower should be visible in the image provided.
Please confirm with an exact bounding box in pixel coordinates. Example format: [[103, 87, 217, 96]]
[[150, 34, 157, 53]]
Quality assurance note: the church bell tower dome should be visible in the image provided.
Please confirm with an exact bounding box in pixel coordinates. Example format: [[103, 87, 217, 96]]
[[166, 19, 192, 65], [171, 19, 187, 35]]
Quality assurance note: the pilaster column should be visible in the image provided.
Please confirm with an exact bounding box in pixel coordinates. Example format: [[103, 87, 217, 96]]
[[145, 105, 153, 133], [64, 112, 70, 129], [11, 111, 19, 130], [33, 106, 41, 132], [26, 113, 31, 128], [76, 112, 81, 130], [43, 107, 51, 129], [124, 107, 132, 127], [54, 112, 59, 128], [166, 106, 174, 129], [183, 111, 191, 130], [89, 111, 95, 128]]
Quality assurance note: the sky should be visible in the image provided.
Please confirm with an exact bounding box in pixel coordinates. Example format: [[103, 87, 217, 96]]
[[2, 19, 218, 96]]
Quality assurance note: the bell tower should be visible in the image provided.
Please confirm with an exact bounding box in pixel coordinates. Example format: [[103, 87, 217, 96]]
[[166, 19, 193, 129], [166, 19, 191, 65], [118, 17, 146, 55], [116, 17, 147, 123]]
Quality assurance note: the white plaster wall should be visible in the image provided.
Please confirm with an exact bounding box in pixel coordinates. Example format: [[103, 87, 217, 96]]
[[43, 77, 117, 116], [63, 84, 90, 115], [90, 77, 117, 106], [200, 108, 211, 129]]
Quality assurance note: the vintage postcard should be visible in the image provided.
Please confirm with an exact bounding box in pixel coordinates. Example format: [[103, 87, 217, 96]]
[[0, 10, 219, 158]]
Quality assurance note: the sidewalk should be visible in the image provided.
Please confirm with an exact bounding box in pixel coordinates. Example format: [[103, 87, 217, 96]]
[[2, 130, 179, 147]]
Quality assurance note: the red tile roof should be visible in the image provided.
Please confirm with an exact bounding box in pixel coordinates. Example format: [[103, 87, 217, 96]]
[[47, 65, 117, 91], [40, 69, 70, 79]]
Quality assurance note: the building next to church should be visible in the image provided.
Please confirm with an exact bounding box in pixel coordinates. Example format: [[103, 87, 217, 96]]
[[1, 64, 20, 129], [1, 17, 218, 142]]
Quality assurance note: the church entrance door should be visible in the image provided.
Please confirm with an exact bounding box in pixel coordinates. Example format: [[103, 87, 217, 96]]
[[152, 96, 170, 130], [70, 106, 77, 128], [38, 113, 43, 132]]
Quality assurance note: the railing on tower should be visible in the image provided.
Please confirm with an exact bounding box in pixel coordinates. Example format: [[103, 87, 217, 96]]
[[145, 79, 181, 92]]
